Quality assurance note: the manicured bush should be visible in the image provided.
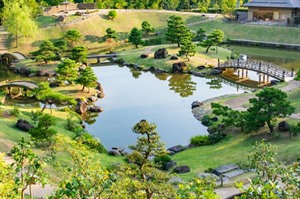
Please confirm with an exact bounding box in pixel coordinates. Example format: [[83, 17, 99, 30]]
[[190, 135, 210, 146], [10, 106, 20, 117], [201, 115, 213, 126], [143, 38, 163, 46], [154, 154, 172, 170], [290, 122, 300, 135], [76, 132, 107, 153]]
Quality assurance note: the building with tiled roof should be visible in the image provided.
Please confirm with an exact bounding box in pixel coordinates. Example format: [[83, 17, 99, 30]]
[[243, 0, 300, 23]]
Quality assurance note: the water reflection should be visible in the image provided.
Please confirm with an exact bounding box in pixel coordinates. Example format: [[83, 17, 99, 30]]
[[129, 68, 142, 79], [168, 74, 197, 97], [206, 76, 222, 89], [82, 111, 100, 125]]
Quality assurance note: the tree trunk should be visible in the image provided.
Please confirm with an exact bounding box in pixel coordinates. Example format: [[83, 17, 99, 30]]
[[205, 45, 211, 53], [267, 120, 274, 133], [82, 86, 85, 91], [50, 104, 52, 115], [16, 33, 19, 48], [41, 103, 47, 112], [216, 44, 218, 54], [186, 54, 190, 61]]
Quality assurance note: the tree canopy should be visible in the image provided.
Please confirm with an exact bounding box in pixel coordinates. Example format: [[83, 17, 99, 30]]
[[76, 66, 98, 92], [141, 21, 154, 37], [200, 29, 224, 53], [30, 40, 57, 63], [56, 58, 79, 84], [128, 27, 143, 48]]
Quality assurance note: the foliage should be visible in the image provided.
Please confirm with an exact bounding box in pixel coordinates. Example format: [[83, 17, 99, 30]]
[[49, 135, 113, 198], [9, 106, 20, 117], [105, 27, 118, 40], [245, 88, 295, 133], [53, 39, 68, 54], [195, 27, 206, 43], [176, 177, 219, 199], [165, 15, 190, 47], [190, 133, 225, 146], [128, 27, 143, 48], [141, 21, 154, 37], [10, 138, 48, 199], [289, 122, 300, 136], [64, 29, 82, 47], [30, 40, 57, 63], [201, 115, 213, 126], [108, 10, 117, 20], [2, 0, 38, 47], [76, 66, 98, 93], [29, 112, 57, 147], [70, 45, 88, 63], [200, 29, 224, 53], [294, 69, 300, 81], [154, 154, 172, 170], [56, 58, 79, 84], [75, 132, 107, 153], [178, 35, 196, 61], [66, 112, 84, 135], [0, 153, 17, 198]]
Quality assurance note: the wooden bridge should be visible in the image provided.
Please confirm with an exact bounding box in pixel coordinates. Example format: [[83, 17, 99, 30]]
[[87, 53, 118, 63], [0, 80, 38, 98], [217, 59, 295, 82]]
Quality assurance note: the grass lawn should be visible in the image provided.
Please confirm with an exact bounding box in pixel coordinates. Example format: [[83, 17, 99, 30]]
[[287, 88, 300, 112], [172, 132, 300, 181]]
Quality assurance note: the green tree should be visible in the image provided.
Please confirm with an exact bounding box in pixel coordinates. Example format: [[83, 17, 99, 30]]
[[201, 29, 224, 53], [108, 10, 117, 20], [177, 36, 196, 61], [195, 27, 206, 43], [128, 27, 143, 48], [54, 39, 68, 55], [165, 15, 188, 47], [64, 29, 82, 47], [56, 58, 79, 84], [30, 40, 57, 63], [198, 0, 211, 12], [10, 138, 48, 199], [2, 0, 38, 47], [105, 27, 118, 40], [76, 66, 98, 92], [70, 45, 88, 63], [0, 153, 17, 198], [141, 21, 154, 37], [246, 87, 295, 133]]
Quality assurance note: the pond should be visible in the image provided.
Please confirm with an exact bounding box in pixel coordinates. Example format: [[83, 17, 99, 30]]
[[85, 65, 246, 150]]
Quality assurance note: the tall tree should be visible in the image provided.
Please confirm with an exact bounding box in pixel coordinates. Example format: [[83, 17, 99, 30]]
[[0, 153, 17, 198], [2, 0, 38, 47], [108, 10, 117, 20], [197, 0, 211, 12], [30, 40, 57, 63], [105, 27, 118, 40], [165, 15, 187, 47], [141, 21, 154, 37], [195, 27, 206, 43], [64, 29, 82, 47], [70, 45, 88, 63], [56, 58, 79, 84], [201, 29, 224, 53], [128, 27, 143, 48], [76, 66, 98, 92], [246, 87, 295, 133]]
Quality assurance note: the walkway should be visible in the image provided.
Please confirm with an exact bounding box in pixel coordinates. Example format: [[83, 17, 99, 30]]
[[0, 28, 9, 53], [0, 81, 38, 90]]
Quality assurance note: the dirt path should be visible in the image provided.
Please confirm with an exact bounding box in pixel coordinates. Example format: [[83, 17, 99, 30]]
[[0, 30, 9, 53]]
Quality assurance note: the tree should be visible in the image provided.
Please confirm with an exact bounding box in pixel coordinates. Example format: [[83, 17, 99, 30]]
[[195, 27, 206, 43], [64, 29, 82, 47], [177, 36, 196, 61], [246, 87, 295, 133], [56, 58, 79, 84], [0, 153, 17, 198], [54, 39, 68, 55], [141, 21, 154, 37], [105, 28, 118, 40], [30, 40, 57, 63], [165, 15, 189, 47], [201, 29, 224, 53], [76, 66, 98, 92], [128, 27, 143, 48], [197, 0, 211, 12], [10, 138, 48, 199], [108, 10, 117, 20], [70, 46, 88, 63], [2, 0, 38, 47]]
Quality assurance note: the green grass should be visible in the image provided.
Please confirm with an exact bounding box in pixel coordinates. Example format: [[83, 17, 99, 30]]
[[190, 18, 300, 44], [287, 88, 300, 112], [172, 132, 300, 181], [36, 16, 58, 26]]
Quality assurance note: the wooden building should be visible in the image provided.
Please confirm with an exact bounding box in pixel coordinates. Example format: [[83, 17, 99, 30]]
[[243, 0, 300, 23]]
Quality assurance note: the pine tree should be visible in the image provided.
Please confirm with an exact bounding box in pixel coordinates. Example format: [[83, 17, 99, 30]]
[[76, 66, 98, 93], [178, 36, 196, 61], [128, 27, 143, 48]]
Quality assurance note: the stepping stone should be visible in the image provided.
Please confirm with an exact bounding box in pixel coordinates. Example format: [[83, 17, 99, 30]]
[[213, 164, 239, 175], [223, 169, 248, 179]]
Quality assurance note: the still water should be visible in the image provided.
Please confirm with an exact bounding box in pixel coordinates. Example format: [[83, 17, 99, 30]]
[[85, 65, 246, 150]]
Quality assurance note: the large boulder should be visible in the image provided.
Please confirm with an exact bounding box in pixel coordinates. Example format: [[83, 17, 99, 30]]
[[88, 96, 98, 102], [154, 48, 168, 59], [168, 145, 186, 155], [16, 119, 33, 132], [210, 69, 222, 75], [75, 98, 88, 114], [170, 55, 178, 60], [140, 54, 149, 58], [173, 166, 191, 174], [108, 150, 121, 156], [278, 121, 289, 131], [88, 106, 103, 112], [191, 101, 203, 109], [197, 65, 206, 70], [165, 161, 177, 171], [172, 62, 187, 73]]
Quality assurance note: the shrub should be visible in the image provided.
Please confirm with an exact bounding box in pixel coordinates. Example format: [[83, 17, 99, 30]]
[[154, 154, 172, 170], [201, 115, 213, 126], [190, 135, 210, 146], [290, 122, 300, 135], [10, 106, 20, 117], [294, 69, 300, 81], [208, 133, 226, 144], [76, 133, 107, 153], [143, 38, 163, 46]]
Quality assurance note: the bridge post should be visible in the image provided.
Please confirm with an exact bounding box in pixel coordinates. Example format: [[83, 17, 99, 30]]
[[292, 68, 294, 77], [258, 74, 261, 83], [263, 74, 266, 83], [246, 70, 248, 78], [237, 59, 240, 68], [237, 69, 240, 78], [259, 62, 261, 71], [97, 58, 100, 64], [242, 69, 244, 78], [267, 75, 269, 83], [282, 70, 285, 81], [218, 59, 220, 68]]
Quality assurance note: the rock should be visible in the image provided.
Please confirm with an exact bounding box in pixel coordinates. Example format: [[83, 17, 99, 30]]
[[45, 72, 56, 77], [170, 56, 178, 60], [210, 68, 222, 75], [168, 177, 184, 184], [49, 82, 60, 87], [213, 164, 239, 176], [191, 71, 205, 77], [154, 48, 168, 59], [117, 59, 126, 65], [16, 119, 33, 132], [57, 15, 66, 22], [75, 98, 88, 114], [129, 63, 141, 69], [173, 166, 190, 174], [278, 121, 289, 131], [95, 82, 104, 92], [223, 169, 247, 179], [88, 106, 103, 112], [140, 54, 149, 58], [168, 145, 186, 155], [37, 70, 47, 76], [88, 96, 98, 102], [191, 101, 203, 109], [97, 92, 105, 98], [207, 126, 217, 134], [108, 150, 121, 156], [197, 65, 206, 70], [165, 161, 177, 171], [217, 123, 226, 132], [210, 116, 218, 122], [197, 172, 220, 181], [172, 62, 187, 73]]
